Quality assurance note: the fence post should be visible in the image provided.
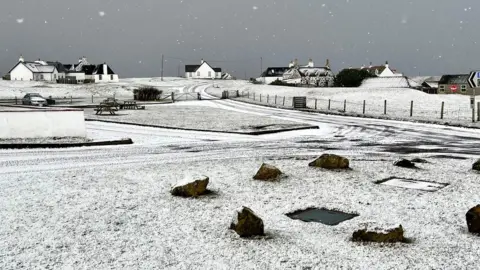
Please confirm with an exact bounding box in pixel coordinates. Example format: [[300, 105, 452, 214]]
[[328, 99, 331, 110], [70, 95, 73, 104], [267, 94, 269, 103], [15, 96, 17, 105], [275, 95, 277, 104], [172, 92, 175, 103], [384, 100, 387, 115], [410, 101, 413, 117], [283, 96, 285, 106], [343, 100, 346, 112], [363, 100, 366, 114], [440, 101, 444, 119], [236, 90, 239, 97], [92, 95, 94, 103], [477, 102, 480, 121], [253, 93, 255, 100], [260, 94, 262, 102], [197, 93, 201, 100], [315, 99, 317, 110]]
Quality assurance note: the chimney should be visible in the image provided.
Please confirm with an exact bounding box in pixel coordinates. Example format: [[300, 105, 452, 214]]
[[201, 58, 204, 64], [289, 60, 294, 68], [361, 65, 365, 69], [78, 57, 82, 63], [103, 63, 108, 78], [325, 59, 330, 69], [308, 58, 314, 67], [19, 54, 24, 62], [294, 58, 298, 67], [385, 61, 389, 68], [369, 62, 373, 68]]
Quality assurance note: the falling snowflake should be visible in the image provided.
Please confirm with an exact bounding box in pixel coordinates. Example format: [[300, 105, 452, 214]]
[[99, 11, 106, 17], [16, 18, 24, 24], [253, 6, 258, 10]]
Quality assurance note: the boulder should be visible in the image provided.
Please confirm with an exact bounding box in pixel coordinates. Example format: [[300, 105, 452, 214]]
[[394, 159, 416, 169], [170, 176, 209, 198], [466, 205, 480, 234], [473, 159, 480, 171], [230, 207, 264, 237], [253, 163, 283, 181], [352, 224, 405, 243], [411, 158, 428, 164], [308, 154, 350, 170]]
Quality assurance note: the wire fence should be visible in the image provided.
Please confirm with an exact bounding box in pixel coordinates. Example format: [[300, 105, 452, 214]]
[[234, 90, 480, 123]]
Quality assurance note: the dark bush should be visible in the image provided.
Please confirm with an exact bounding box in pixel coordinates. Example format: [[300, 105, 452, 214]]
[[334, 69, 376, 87], [83, 79, 94, 84], [269, 79, 297, 87], [133, 87, 163, 101], [2, 74, 11, 80]]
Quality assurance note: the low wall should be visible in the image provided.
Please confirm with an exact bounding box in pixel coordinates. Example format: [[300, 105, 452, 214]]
[[0, 109, 86, 139]]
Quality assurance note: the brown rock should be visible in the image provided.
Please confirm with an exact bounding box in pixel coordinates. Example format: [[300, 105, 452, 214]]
[[170, 176, 209, 198], [352, 224, 405, 243], [466, 205, 480, 234], [253, 163, 283, 181], [394, 159, 416, 168], [308, 154, 350, 170], [473, 159, 480, 171], [230, 207, 265, 237]]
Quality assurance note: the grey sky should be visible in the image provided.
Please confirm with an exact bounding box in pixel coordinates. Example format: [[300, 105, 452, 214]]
[[0, 0, 478, 78]]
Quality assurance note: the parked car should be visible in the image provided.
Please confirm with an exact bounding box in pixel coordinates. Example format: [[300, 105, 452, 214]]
[[22, 93, 48, 106]]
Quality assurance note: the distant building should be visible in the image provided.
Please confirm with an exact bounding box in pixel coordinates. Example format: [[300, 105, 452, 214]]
[[438, 74, 473, 95], [7, 55, 119, 83], [8, 56, 63, 82], [282, 59, 334, 87], [258, 67, 290, 84], [355, 61, 403, 77], [185, 59, 222, 79]]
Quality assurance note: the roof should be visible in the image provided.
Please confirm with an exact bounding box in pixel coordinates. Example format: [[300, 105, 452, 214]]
[[298, 67, 332, 77], [47, 62, 67, 73], [8, 61, 57, 74], [92, 64, 116, 75], [438, 74, 469, 85], [360, 76, 420, 88], [261, 67, 290, 77], [185, 62, 221, 73], [185, 65, 200, 72]]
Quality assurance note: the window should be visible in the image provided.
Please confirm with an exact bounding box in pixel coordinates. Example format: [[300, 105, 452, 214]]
[[99, 75, 103, 80], [439, 85, 445, 92], [197, 72, 200, 76], [40, 74, 44, 80], [111, 75, 114, 80], [208, 71, 212, 77], [461, 85, 467, 92]]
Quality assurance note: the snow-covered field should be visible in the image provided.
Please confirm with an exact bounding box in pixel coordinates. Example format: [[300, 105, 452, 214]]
[[3, 95, 480, 268], [0, 77, 205, 99], [86, 102, 314, 134], [212, 80, 477, 125], [2, 79, 480, 269]]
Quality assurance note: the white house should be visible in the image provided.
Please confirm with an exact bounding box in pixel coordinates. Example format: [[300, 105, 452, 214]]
[[8, 55, 119, 83], [185, 59, 222, 79], [8, 56, 62, 81], [282, 59, 334, 87], [358, 61, 403, 77]]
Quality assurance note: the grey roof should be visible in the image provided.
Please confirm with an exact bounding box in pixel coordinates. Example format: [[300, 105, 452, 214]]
[[261, 67, 290, 77], [438, 74, 469, 84]]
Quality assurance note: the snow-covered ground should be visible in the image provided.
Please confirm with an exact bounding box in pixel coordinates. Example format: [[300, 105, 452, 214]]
[[86, 102, 314, 134], [212, 80, 477, 125], [2, 95, 480, 268], [0, 77, 206, 99]]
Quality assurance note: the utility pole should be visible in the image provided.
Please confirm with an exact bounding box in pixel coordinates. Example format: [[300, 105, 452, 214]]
[[161, 54, 164, 81], [260, 57, 263, 75]]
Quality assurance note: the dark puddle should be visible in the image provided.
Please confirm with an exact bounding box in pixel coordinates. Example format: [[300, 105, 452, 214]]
[[287, 208, 358, 226]]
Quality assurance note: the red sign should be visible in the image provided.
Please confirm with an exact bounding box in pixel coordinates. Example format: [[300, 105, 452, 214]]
[[450, 85, 458, 92]]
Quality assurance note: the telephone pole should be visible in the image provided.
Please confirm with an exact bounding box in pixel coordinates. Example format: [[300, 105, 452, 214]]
[[161, 54, 164, 81], [260, 57, 263, 75]]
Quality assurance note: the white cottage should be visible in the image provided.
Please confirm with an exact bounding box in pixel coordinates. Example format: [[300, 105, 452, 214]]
[[8, 56, 63, 81], [185, 59, 222, 79], [358, 61, 403, 77]]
